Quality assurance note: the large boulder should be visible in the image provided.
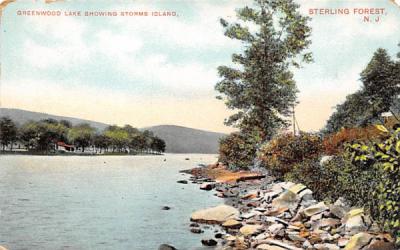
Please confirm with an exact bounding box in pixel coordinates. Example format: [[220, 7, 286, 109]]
[[344, 232, 374, 250], [191, 204, 239, 224]]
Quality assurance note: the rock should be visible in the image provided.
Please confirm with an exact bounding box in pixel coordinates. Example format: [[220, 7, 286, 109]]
[[364, 239, 396, 250], [201, 238, 218, 246], [190, 228, 203, 234], [272, 190, 300, 211], [335, 197, 350, 207], [298, 188, 313, 199], [302, 202, 328, 217], [256, 244, 286, 250], [289, 183, 307, 194], [329, 205, 349, 219], [338, 238, 350, 247], [236, 174, 266, 182], [190, 222, 199, 227], [266, 207, 289, 216], [158, 244, 177, 250], [314, 243, 340, 250], [222, 219, 242, 229], [320, 155, 334, 165], [344, 214, 368, 235], [265, 216, 289, 226], [263, 239, 302, 250], [191, 205, 240, 224], [239, 224, 263, 236], [287, 231, 306, 242], [338, 238, 350, 248], [310, 213, 323, 221], [267, 223, 284, 235], [241, 212, 257, 219], [255, 232, 269, 240], [241, 191, 258, 200], [215, 233, 224, 238], [344, 232, 373, 250], [200, 182, 216, 191], [177, 180, 188, 184], [303, 240, 313, 249], [320, 218, 341, 228], [264, 190, 283, 202], [161, 206, 171, 210]]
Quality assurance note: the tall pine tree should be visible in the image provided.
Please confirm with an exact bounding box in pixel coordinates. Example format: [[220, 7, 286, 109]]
[[216, 0, 312, 140]]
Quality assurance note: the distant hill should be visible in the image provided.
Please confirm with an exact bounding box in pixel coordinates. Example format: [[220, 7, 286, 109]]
[[0, 108, 226, 153], [0, 108, 109, 131], [144, 125, 226, 154]]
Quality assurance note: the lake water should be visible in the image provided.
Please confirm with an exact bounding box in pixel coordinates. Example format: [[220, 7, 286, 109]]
[[0, 154, 222, 250]]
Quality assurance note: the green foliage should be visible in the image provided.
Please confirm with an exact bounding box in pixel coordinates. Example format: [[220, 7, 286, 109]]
[[19, 119, 69, 152], [324, 48, 400, 134], [258, 132, 322, 178], [216, 0, 312, 140], [104, 126, 130, 152], [3, 117, 166, 154], [347, 127, 400, 243], [0, 116, 17, 150], [218, 131, 261, 170], [151, 136, 166, 153], [285, 156, 380, 211], [68, 123, 96, 152]]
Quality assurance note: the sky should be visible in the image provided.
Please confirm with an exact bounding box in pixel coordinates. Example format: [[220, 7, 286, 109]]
[[0, 0, 400, 133]]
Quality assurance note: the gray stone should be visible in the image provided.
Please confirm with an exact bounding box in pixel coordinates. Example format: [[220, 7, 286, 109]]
[[267, 223, 284, 235], [191, 205, 239, 224], [302, 202, 328, 217], [200, 182, 216, 191], [158, 244, 177, 250], [201, 238, 218, 246]]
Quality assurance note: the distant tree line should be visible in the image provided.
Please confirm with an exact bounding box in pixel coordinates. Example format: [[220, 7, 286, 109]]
[[0, 117, 166, 154]]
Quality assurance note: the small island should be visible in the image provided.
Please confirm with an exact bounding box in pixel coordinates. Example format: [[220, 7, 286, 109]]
[[0, 117, 166, 155]]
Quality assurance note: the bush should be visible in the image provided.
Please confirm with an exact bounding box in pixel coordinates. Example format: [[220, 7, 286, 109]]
[[258, 132, 322, 178], [347, 126, 400, 244], [285, 156, 381, 211], [286, 126, 400, 244], [218, 131, 260, 170], [322, 126, 384, 155]]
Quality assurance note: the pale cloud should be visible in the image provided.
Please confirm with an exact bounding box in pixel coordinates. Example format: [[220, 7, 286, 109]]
[[110, 2, 241, 49], [2, 78, 234, 133], [95, 30, 143, 59], [22, 16, 90, 68]]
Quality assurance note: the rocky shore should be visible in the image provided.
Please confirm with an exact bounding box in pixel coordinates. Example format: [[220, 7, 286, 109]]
[[174, 164, 397, 250]]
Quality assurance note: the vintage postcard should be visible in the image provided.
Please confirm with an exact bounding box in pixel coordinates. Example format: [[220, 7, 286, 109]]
[[0, 0, 399, 249]]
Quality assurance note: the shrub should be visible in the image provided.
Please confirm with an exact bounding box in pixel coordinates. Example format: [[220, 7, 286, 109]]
[[258, 132, 322, 178], [347, 126, 400, 244], [322, 126, 384, 155], [218, 131, 260, 170], [285, 156, 381, 211]]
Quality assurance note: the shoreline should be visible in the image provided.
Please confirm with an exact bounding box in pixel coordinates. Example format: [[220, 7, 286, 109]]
[[180, 164, 396, 250], [0, 151, 164, 156]]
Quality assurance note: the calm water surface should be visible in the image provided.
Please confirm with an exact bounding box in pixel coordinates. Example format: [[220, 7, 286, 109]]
[[0, 154, 222, 250]]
